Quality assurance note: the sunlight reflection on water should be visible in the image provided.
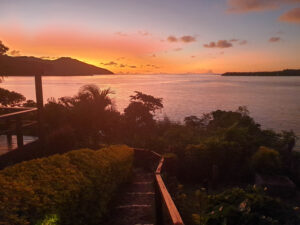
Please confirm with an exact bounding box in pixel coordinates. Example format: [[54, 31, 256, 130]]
[[1, 74, 300, 151]]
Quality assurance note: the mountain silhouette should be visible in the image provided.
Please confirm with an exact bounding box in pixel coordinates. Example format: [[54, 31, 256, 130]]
[[0, 55, 113, 76]]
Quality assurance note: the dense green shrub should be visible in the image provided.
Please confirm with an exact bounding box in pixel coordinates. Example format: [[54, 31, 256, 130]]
[[175, 187, 300, 225], [0, 145, 133, 225], [202, 188, 300, 225], [251, 146, 282, 175], [181, 138, 252, 183]]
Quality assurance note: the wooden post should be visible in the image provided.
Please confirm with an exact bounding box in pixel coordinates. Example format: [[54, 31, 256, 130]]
[[5, 119, 12, 147], [6, 134, 12, 147], [35, 74, 45, 148], [16, 116, 23, 148]]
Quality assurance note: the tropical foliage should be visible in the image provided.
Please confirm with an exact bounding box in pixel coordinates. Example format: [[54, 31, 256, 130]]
[[175, 186, 300, 225]]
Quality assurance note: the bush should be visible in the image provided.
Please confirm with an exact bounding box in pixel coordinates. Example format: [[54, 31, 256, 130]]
[[202, 188, 300, 225], [181, 138, 252, 183], [251, 146, 281, 175], [175, 187, 300, 225], [0, 145, 133, 225]]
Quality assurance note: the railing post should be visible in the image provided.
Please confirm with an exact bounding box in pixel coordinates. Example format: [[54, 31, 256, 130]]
[[35, 74, 45, 148], [5, 119, 12, 147], [155, 176, 164, 225], [16, 116, 23, 148]]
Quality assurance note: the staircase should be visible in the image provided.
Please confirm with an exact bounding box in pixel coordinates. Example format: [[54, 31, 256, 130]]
[[107, 168, 156, 225]]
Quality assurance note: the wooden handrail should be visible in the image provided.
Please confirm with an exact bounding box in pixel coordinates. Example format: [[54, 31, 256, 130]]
[[0, 108, 37, 119], [156, 174, 184, 225], [155, 157, 164, 174], [134, 148, 184, 225], [0, 107, 38, 149]]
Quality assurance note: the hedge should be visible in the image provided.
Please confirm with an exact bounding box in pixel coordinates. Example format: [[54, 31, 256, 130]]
[[0, 145, 134, 225]]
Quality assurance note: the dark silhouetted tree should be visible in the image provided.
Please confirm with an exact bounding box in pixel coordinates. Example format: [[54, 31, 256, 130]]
[[0, 87, 26, 106], [0, 41, 9, 55], [124, 91, 163, 146]]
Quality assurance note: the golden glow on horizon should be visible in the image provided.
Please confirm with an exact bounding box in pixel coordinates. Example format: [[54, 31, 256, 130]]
[[1, 22, 299, 74]]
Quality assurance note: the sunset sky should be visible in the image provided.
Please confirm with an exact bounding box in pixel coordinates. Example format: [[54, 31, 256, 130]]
[[0, 0, 299, 74]]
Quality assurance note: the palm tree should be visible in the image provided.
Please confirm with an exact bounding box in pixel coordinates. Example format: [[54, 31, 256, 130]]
[[60, 84, 116, 147]]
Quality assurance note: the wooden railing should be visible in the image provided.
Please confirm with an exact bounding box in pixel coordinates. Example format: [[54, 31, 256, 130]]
[[134, 148, 185, 225], [0, 107, 38, 149]]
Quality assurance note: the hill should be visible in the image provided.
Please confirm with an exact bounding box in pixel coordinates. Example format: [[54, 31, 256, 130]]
[[0, 55, 113, 76], [222, 69, 300, 76]]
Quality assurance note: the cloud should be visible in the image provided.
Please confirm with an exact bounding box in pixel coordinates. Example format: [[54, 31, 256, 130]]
[[227, 0, 300, 13], [173, 48, 182, 51], [239, 40, 248, 45], [167, 35, 197, 43], [180, 35, 196, 43], [138, 31, 151, 36], [100, 61, 118, 66], [167, 36, 178, 42], [279, 7, 300, 23], [118, 63, 137, 69], [145, 64, 160, 69], [115, 32, 127, 37], [40, 56, 58, 60], [9, 50, 21, 56], [269, 37, 281, 42], [230, 39, 248, 45], [204, 40, 233, 48]]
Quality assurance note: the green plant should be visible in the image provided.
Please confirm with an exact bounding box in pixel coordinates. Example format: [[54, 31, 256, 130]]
[[0, 145, 133, 225], [251, 146, 282, 175], [175, 187, 300, 225], [202, 187, 300, 225]]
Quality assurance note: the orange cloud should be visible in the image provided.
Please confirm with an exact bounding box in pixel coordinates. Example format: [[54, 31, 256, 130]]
[[204, 40, 233, 48], [166, 35, 197, 43], [279, 7, 300, 23], [269, 37, 281, 42], [167, 36, 178, 42], [227, 0, 300, 13]]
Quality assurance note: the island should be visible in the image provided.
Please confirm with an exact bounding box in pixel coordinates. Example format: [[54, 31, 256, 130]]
[[0, 55, 113, 76], [222, 69, 300, 76]]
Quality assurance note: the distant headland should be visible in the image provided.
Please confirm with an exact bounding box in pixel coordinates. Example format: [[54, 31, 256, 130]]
[[222, 69, 300, 76], [0, 55, 113, 76]]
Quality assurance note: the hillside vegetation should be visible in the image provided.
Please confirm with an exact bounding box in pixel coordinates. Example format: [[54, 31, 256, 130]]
[[0, 55, 113, 76]]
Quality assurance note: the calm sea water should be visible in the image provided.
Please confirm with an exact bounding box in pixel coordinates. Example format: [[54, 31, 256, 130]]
[[1, 74, 300, 152]]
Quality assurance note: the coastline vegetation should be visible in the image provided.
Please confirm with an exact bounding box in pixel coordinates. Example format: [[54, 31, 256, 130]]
[[222, 69, 300, 76]]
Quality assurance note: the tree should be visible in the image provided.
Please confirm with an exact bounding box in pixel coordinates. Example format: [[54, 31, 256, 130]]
[[22, 100, 37, 107], [44, 84, 117, 147], [123, 92, 163, 146], [0, 87, 26, 106], [124, 91, 163, 125], [0, 41, 9, 55], [129, 91, 163, 113]]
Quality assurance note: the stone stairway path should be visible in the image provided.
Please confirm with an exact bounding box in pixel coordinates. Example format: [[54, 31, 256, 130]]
[[106, 167, 156, 225]]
